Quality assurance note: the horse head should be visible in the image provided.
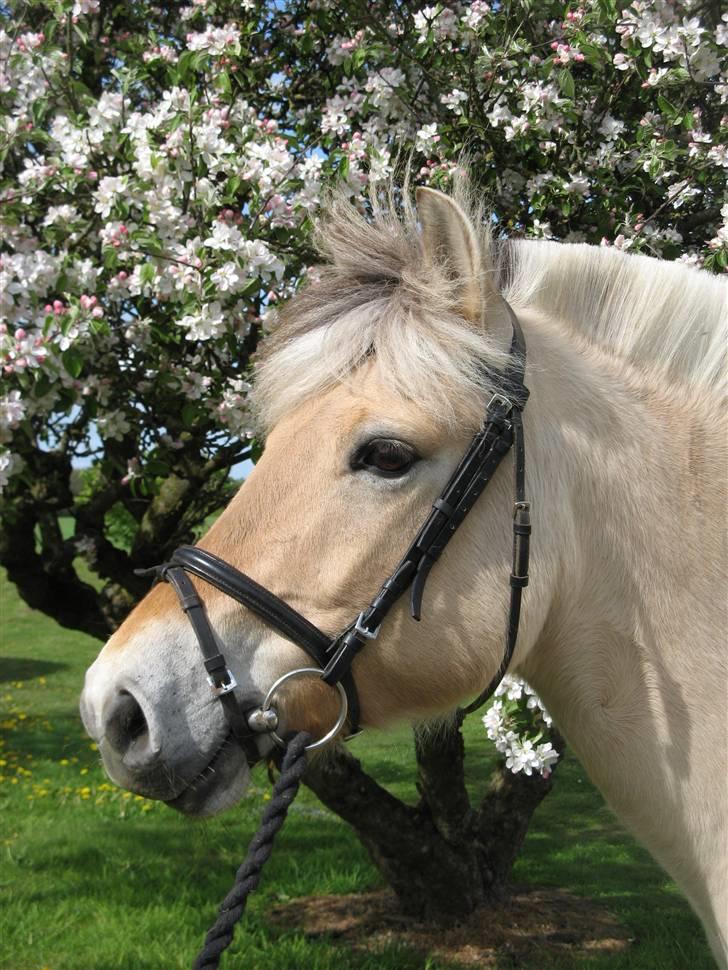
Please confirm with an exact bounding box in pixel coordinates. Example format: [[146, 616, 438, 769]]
[[80, 187, 535, 816]]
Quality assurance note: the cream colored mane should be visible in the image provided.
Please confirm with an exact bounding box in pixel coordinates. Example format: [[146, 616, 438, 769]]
[[501, 239, 726, 392], [254, 191, 726, 432]]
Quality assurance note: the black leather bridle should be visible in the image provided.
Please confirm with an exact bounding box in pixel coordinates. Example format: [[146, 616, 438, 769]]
[[138, 303, 531, 764]]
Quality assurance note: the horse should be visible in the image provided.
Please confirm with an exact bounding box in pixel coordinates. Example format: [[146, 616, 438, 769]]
[[80, 185, 728, 966]]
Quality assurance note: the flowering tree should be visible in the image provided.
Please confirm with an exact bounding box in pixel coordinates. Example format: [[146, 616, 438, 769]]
[[1, 0, 725, 917]]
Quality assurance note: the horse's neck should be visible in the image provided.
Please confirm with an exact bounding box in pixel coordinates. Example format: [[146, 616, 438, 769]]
[[519, 308, 725, 668], [515, 311, 727, 942]]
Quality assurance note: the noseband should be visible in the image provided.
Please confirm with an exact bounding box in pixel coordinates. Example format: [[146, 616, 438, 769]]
[[138, 304, 531, 763]]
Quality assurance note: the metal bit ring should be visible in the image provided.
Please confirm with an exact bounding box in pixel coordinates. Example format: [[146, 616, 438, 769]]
[[261, 667, 348, 752]]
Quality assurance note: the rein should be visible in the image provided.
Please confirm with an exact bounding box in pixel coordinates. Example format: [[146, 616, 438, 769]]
[[193, 730, 311, 970]]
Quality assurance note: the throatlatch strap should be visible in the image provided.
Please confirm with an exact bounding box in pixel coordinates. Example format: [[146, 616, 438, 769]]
[[460, 405, 531, 716]]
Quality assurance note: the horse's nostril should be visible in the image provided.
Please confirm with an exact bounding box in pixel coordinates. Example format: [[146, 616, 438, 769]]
[[104, 690, 156, 765]]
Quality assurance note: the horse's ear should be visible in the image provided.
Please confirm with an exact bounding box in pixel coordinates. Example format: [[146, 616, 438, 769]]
[[416, 186, 493, 325]]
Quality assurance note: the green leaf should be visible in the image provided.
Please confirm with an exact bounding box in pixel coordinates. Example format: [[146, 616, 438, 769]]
[[657, 94, 677, 120], [191, 51, 209, 72], [218, 72, 232, 97], [140, 262, 156, 286], [134, 231, 162, 255], [182, 403, 198, 427], [176, 50, 196, 81], [557, 69, 575, 100], [62, 348, 84, 379], [225, 175, 242, 201], [145, 458, 170, 477]]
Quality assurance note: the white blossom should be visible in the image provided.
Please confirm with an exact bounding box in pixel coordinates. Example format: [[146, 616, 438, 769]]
[[211, 262, 246, 293], [0, 451, 23, 493], [203, 221, 244, 252], [178, 301, 227, 341], [97, 411, 131, 441], [440, 88, 468, 115], [483, 676, 558, 778], [0, 390, 25, 441], [186, 24, 241, 55], [416, 123, 440, 153]]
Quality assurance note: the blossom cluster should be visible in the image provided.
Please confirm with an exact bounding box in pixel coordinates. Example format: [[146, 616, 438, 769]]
[[1, 0, 725, 506], [482, 676, 560, 778]]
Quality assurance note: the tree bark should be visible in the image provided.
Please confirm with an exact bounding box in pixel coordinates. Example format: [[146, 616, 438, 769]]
[[0, 502, 112, 639], [304, 717, 566, 920]]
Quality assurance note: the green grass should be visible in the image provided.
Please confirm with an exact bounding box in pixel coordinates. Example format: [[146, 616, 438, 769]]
[[0, 570, 714, 970]]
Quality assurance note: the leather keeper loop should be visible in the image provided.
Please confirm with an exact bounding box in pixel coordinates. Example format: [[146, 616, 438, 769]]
[[322, 631, 364, 685], [204, 653, 228, 675], [433, 498, 454, 517], [510, 574, 529, 588]]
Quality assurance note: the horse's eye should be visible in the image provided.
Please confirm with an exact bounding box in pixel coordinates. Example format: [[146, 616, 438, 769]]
[[352, 438, 418, 478]]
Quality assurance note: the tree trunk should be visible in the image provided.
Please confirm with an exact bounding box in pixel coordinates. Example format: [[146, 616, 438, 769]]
[[303, 715, 566, 920]]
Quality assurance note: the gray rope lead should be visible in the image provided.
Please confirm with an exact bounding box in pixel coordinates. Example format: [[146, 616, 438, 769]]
[[192, 731, 311, 970]]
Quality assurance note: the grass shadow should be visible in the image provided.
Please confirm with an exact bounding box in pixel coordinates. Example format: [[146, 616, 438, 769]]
[[0, 657, 69, 682]]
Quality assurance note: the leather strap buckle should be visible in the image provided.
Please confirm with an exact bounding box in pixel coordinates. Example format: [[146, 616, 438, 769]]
[[487, 391, 513, 413], [354, 611, 380, 641], [207, 669, 238, 697]]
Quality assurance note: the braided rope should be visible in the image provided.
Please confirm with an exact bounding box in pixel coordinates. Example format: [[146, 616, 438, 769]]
[[192, 731, 311, 970]]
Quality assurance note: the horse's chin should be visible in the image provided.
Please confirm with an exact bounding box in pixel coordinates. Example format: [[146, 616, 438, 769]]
[[164, 737, 252, 818]]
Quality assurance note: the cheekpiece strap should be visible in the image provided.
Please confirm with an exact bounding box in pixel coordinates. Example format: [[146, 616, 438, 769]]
[[322, 302, 530, 694]]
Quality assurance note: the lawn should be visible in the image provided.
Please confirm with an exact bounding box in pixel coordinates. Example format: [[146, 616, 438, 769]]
[[0, 568, 714, 970]]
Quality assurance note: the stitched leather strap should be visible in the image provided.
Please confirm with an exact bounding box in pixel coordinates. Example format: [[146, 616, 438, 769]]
[[161, 565, 261, 765], [169, 546, 361, 732], [172, 547, 332, 667]]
